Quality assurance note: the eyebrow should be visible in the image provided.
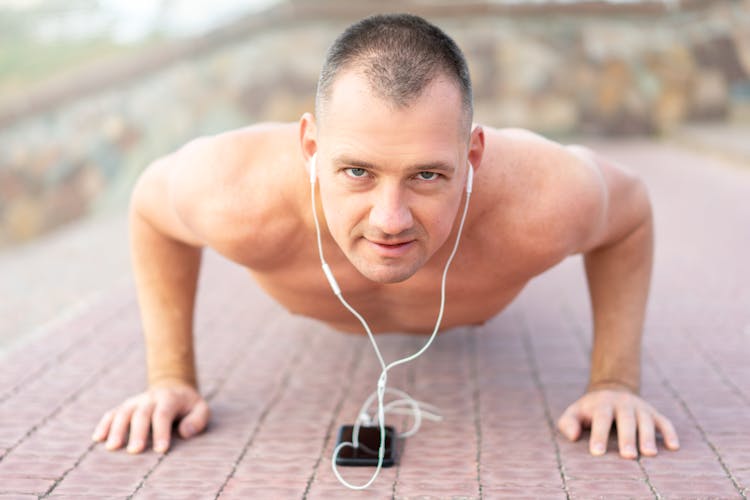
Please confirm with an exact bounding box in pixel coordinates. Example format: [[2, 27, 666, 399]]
[[331, 155, 456, 173]]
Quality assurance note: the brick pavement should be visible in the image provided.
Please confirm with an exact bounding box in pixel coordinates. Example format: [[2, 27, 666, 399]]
[[0, 208, 131, 355], [0, 139, 748, 499]]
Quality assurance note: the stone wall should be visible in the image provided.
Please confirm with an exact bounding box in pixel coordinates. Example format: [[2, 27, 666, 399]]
[[1, 0, 749, 248]]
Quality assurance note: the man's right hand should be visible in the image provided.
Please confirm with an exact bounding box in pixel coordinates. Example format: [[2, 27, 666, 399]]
[[91, 381, 210, 454]]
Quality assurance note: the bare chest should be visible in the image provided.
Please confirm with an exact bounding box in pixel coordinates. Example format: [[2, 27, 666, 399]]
[[246, 233, 564, 334]]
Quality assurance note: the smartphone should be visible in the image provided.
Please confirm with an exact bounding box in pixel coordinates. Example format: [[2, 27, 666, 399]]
[[334, 424, 398, 467]]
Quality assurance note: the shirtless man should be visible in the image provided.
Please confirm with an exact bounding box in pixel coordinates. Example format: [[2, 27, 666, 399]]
[[92, 13, 680, 461]]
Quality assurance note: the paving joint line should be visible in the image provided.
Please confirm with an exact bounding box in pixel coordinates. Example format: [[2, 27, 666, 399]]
[[198, 310, 273, 401], [212, 330, 313, 499], [636, 456, 662, 500], [518, 310, 571, 500], [468, 329, 484, 500], [390, 352, 418, 500], [35, 343, 140, 497], [124, 451, 168, 500], [560, 300, 662, 498], [301, 338, 367, 500], [0, 340, 139, 465], [0, 298, 133, 405], [38, 439, 102, 498], [684, 327, 750, 408], [40, 311, 229, 498], [126, 312, 278, 499], [644, 348, 747, 499]]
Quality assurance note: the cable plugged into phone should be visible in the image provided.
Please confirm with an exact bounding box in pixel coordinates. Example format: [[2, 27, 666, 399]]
[[331, 387, 444, 470]]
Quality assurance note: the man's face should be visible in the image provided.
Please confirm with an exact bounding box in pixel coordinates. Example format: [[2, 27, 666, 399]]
[[313, 70, 470, 284]]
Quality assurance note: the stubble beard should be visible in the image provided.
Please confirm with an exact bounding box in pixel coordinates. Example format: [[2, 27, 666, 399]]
[[348, 244, 426, 284]]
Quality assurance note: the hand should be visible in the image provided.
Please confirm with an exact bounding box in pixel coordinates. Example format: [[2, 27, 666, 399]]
[[557, 385, 680, 459], [91, 380, 210, 454]]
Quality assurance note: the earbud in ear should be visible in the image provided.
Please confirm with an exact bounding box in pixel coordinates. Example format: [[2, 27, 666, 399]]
[[466, 162, 474, 194], [309, 153, 317, 184]]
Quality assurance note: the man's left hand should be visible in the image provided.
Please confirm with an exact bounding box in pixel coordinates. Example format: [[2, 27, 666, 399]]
[[557, 386, 680, 458]]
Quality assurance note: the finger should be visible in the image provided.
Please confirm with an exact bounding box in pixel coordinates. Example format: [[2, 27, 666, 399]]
[[557, 404, 582, 441], [127, 401, 155, 454], [636, 409, 657, 457], [653, 412, 680, 451], [106, 405, 136, 451], [178, 399, 210, 439], [151, 399, 178, 453], [92, 409, 115, 442], [589, 407, 613, 456], [615, 405, 637, 459]]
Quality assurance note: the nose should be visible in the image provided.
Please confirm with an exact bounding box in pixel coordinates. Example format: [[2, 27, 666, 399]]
[[368, 184, 414, 236]]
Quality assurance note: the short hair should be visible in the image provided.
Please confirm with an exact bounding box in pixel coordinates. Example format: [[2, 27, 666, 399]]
[[315, 13, 473, 131]]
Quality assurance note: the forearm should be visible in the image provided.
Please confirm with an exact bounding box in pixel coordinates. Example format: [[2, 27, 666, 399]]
[[129, 206, 203, 389], [583, 200, 653, 394]]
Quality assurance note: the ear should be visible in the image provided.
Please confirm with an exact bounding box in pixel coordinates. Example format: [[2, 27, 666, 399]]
[[468, 124, 485, 171], [299, 112, 318, 175]]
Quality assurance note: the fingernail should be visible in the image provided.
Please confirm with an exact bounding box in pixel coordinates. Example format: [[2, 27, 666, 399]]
[[127, 440, 142, 453], [105, 439, 118, 450], [592, 444, 605, 455], [184, 423, 195, 438], [154, 440, 168, 453], [623, 445, 636, 457]]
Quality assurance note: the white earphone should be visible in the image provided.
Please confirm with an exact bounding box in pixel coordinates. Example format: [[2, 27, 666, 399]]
[[309, 152, 474, 489], [310, 153, 318, 183]]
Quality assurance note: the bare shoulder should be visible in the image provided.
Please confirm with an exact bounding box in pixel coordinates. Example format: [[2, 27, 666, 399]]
[[477, 127, 609, 259], [169, 121, 305, 266]]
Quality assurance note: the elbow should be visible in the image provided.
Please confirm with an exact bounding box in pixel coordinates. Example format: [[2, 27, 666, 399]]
[[603, 176, 654, 253], [575, 158, 653, 256], [128, 167, 150, 220], [631, 175, 653, 228], [128, 160, 161, 221]]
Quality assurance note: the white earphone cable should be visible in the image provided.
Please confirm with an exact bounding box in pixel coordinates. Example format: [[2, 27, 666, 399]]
[[310, 155, 473, 489]]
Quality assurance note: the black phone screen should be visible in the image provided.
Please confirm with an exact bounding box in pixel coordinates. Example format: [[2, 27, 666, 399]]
[[334, 425, 398, 467]]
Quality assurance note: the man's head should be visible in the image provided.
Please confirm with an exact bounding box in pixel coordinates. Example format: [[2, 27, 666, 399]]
[[300, 13, 485, 284], [315, 13, 474, 133]]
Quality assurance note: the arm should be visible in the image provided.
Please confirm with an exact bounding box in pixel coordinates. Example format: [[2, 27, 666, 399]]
[[556, 145, 680, 458], [92, 146, 211, 454], [581, 149, 652, 394], [130, 157, 203, 389]]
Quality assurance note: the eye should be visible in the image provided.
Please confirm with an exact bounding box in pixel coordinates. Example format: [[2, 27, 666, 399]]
[[345, 167, 368, 178], [417, 171, 439, 181]]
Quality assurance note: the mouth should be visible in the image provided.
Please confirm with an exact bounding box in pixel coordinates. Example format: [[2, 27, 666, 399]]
[[366, 239, 416, 258]]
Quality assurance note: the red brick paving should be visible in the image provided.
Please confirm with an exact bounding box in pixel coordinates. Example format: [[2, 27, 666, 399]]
[[0, 139, 748, 498]]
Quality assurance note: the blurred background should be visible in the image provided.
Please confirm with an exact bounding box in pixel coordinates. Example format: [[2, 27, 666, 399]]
[[1, 0, 749, 353]]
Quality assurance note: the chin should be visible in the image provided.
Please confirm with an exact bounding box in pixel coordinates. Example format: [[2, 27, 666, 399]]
[[352, 258, 421, 284], [368, 269, 415, 284]]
